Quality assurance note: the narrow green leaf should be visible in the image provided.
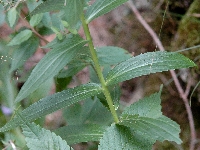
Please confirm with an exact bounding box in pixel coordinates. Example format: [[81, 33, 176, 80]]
[[57, 62, 86, 78], [106, 51, 196, 86], [96, 46, 131, 65], [57, 47, 91, 78], [15, 35, 87, 103], [0, 83, 102, 132], [7, 29, 32, 46], [30, 0, 65, 15], [10, 36, 39, 72], [54, 124, 106, 145], [7, 7, 17, 27], [22, 122, 72, 150], [86, 0, 128, 23], [120, 115, 182, 144], [30, 13, 43, 27], [98, 124, 153, 150], [28, 78, 53, 102]]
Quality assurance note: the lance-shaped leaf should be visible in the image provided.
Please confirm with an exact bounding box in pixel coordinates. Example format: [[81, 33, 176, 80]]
[[22, 122, 72, 150], [0, 83, 102, 132], [15, 35, 87, 103], [54, 124, 106, 145], [119, 87, 182, 145], [98, 124, 153, 150], [106, 51, 196, 86], [86, 0, 128, 23]]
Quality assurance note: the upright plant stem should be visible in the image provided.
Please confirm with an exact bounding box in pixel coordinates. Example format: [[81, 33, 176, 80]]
[[80, 13, 119, 123]]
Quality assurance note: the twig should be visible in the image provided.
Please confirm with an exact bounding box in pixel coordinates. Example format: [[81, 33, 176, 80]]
[[19, 14, 49, 44], [126, 1, 196, 150], [185, 76, 192, 98]]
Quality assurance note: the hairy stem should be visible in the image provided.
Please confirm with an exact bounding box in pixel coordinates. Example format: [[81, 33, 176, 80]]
[[80, 13, 119, 123]]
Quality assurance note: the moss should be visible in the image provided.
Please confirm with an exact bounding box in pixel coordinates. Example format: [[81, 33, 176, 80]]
[[171, 0, 200, 85], [172, 0, 200, 55]]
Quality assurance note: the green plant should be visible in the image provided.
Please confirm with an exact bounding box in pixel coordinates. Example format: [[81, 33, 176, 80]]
[[0, 0, 197, 149]]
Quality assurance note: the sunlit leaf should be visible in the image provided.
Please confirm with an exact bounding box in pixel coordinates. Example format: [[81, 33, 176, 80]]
[[0, 83, 102, 132], [106, 51, 196, 86]]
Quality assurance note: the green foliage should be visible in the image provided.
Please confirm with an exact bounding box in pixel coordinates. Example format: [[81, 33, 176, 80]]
[[86, 0, 128, 23], [30, 13, 43, 27], [15, 35, 87, 103], [7, 7, 17, 27], [98, 124, 153, 150], [54, 124, 106, 145], [0, 83, 102, 132], [7, 29, 33, 46], [22, 122, 72, 150], [105, 51, 196, 86], [119, 88, 182, 144], [0, 4, 5, 26], [30, 0, 66, 15], [96, 46, 131, 65], [0, 0, 197, 149], [10, 36, 39, 72], [63, 98, 113, 125]]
